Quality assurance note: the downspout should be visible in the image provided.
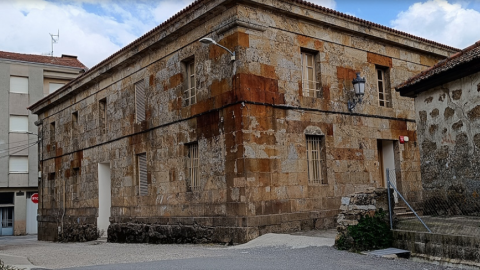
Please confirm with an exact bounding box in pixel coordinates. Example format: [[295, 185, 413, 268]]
[[62, 171, 65, 236]]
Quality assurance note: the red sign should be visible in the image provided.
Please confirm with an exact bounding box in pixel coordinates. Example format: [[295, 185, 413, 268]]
[[31, 193, 39, 204], [399, 136, 405, 144]]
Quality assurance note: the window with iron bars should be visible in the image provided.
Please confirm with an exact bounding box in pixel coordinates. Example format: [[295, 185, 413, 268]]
[[186, 142, 199, 191], [301, 51, 320, 98], [306, 135, 327, 184], [184, 61, 196, 106]]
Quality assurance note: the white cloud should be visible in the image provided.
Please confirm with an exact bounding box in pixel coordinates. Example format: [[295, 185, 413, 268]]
[[0, 0, 336, 68], [0, 0, 194, 68], [391, 0, 480, 49], [307, 0, 336, 9]]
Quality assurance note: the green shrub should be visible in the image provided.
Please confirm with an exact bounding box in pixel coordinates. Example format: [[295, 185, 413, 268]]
[[336, 209, 393, 252], [0, 259, 24, 270]]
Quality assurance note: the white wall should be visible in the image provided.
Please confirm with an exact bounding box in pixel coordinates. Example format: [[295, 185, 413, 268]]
[[97, 163, 111, 237]]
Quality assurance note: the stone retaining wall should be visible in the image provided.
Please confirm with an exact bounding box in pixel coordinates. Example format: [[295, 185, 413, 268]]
[[394, 230, 480, 266], [337, 188, 393, 231]]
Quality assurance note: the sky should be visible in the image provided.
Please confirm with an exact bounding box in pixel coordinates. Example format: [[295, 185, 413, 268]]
[[1, 0, 479, 68]]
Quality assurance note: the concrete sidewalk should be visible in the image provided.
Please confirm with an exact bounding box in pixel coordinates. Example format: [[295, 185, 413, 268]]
[[0, 253, 38, 270]]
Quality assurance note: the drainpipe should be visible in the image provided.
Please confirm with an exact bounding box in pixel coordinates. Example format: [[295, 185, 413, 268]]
[[62, 176, 65, 235]]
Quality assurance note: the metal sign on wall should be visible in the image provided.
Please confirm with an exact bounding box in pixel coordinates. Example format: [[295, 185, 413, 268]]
[[31, 193, 39, 204]]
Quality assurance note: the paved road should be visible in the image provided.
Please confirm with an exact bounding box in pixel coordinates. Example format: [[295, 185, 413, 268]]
[[59, 246, 455, 270], [0, 233, 457, 270]]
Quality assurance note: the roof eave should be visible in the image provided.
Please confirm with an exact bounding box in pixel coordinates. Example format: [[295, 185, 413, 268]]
[[397, 58, 480, 97]]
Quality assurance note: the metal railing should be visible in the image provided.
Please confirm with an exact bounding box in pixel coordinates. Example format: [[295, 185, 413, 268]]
[[386, 168, 480, 235]]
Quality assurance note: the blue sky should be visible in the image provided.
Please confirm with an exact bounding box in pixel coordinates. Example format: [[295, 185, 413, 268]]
[[1, 0, 479, 68]]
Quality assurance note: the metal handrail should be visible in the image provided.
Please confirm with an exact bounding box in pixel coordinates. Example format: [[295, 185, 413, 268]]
[[387, 168, 431, 233]]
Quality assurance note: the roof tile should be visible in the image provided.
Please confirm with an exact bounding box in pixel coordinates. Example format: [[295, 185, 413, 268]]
[[396, 41, 480, 91], [0, 51, 87, 69]]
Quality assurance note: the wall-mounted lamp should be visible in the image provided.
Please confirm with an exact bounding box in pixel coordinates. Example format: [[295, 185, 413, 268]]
[[347, 72, 366, 112], [199, 37, 236, 61]]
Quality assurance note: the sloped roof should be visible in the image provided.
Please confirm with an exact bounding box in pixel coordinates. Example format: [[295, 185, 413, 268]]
[[0, 51, 87, 69], [396, 41, 480, 97], [29, 0, 458, 113]]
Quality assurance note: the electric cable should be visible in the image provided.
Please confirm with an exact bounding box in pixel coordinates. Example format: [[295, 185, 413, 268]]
[[0, 141, 39, 160], [0, 139, 41, 151]]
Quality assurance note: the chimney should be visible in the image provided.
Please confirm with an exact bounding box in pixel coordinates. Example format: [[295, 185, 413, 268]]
[[61, 54, 78, 59]]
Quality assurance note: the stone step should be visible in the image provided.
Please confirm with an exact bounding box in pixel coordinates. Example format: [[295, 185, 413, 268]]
[[393, 207, 407, 213], [396, 212, 415, 219], [396, 216, 480, 237]]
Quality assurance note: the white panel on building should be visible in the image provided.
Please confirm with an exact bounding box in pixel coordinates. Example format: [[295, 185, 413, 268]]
[[9, 156, 28, 173], [26, 193, 38, 234], [49, 83, 64, 94], [10, 76, 28, 94], [9, 115, 29, 132]]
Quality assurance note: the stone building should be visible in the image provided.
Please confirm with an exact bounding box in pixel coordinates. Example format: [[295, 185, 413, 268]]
[[396, 41, 480, 216], [29, 0, 457, 242], [0, 51, 86, 236]]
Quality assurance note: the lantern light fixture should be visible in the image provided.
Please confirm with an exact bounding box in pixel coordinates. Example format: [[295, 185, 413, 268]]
[[348, 72, 366, 112]]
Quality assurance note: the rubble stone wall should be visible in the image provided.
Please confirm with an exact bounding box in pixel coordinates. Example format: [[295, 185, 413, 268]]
[[34, 0, 455, 242], [336, 188, 393, 233], [415, 72, 480, 215]]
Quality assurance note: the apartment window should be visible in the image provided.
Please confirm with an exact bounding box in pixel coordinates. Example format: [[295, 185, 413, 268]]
[[1, 208, 13, 228], [135, 80, 146, 123], [306, 135, 326, 184], [50, 122, 56, 142], [49, 83, 64, 94], [301, 51, 320, 98], [10, 76, 28, 94], [99, 98, 107, 135], [376, 67, 391, 107], [9, 115, 28, 132], [184, 60, 196, 106], [0, 193, 14, 204], [186, 143, 199, 191], [9, 156, 28, 173], [137, 153, 148, 196]]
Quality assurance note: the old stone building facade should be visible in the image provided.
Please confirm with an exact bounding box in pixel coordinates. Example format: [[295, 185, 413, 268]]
[[397, 41, 480, 216], [29, 0, 457, 242]]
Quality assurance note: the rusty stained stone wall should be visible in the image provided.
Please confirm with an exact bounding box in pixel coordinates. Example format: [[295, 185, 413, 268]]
[[34, 0, 452, 242], [415, 72, 480, 216]]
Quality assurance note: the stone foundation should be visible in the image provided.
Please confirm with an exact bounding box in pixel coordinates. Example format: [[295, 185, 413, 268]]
[[108, 211, 338, 244]]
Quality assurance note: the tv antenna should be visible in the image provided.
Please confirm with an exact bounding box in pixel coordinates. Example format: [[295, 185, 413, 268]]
[[49, 30, 59, 56]]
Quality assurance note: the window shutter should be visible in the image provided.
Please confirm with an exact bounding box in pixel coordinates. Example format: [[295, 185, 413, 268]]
[[9, 115, 29, 132], [9, 156, 28, 173], [135, 80, 146, 122], [138, 153, 148, 196], [49, 83, 64, 94], [10, 77, 28, 94]]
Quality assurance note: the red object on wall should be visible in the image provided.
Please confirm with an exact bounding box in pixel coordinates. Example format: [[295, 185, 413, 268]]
[[399, 136, 405, 144], [31, 193, 39, 204]]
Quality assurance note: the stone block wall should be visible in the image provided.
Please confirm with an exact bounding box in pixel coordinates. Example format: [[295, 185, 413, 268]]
[[336, 187, 393, 233], [32, 0, 456, 242], [414, 72, 480, 215]]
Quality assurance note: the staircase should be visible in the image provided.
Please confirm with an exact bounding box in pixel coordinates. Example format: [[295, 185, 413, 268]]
[[393, 206, 417, 219]]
